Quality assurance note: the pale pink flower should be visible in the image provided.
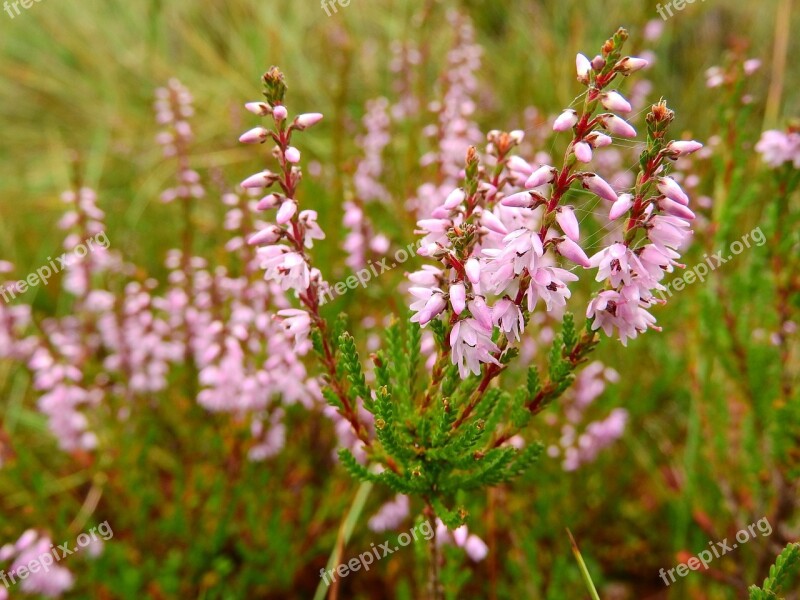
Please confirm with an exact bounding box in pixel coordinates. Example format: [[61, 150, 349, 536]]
[[599, 114, 637, 138], [574, 141, 593, 163], [410, 287, 447, 325], [277, 309, 312, 348], [581, 173, 618, 202], [600, 91, 632, 113], [609, 193, 634, 220], [492, 298, 524, 341], [527, 267, 579, 311], [450, 282, 466, 315], [553, 109, 579, 132], [556, 206, 580, 241], [450, 318, 500, 378]]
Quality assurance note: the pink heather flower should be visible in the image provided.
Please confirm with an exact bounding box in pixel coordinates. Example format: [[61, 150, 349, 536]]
[[574, 141, 593, 163], [528, 267, 579, 311], [556, 206, 580, 241], [272, 105, 288, 121], [368, 495, 410, 532], [600, 91, 632, 113], [259, 248, 311, 292], [410, 287, 447, 325], [581, 173, 618, 202], [256, 193, 282, 210], [465, 258, 481, 284], [277, 308, 312, 348], [501, 191, 539, 208], [525, 165, 557, 189], [276, 200, 297, 224], [576, 53, 592, 82], [657, 197, 696, 221], [294, 112, 324, 130], [667, 140, 703, 156], [553, 109, 579, 132], [587, 287, 658, 346], [486, 228, 545, 289], [492, 298, 524, 341], [298, 210, 326, 248], [755, 130, 800, 168], [590, 243, 643, 287], [743, 58, 761, 75], [450, 282, 467, 315], [647, 215, 692, 251], [450, 318, 500, 378], [284, 146, 301, 163], [600, 114, 637, 138], [444, 188, 466, 209], [656, 176, 689, 205], [408, 265, 443, 287], [241, 171, 275, 189], [245, 101, 271, 116], [506, 155, 535, 179], [556, 237, 590, 268], [609, 193, 634, 220], [467, 297, 493, 331], [239, 127, 269, 144], [480, 209, 508, 235], [247, 225, 282, 246], [616, 56, 648, 73], [587, 132, 613, 148]]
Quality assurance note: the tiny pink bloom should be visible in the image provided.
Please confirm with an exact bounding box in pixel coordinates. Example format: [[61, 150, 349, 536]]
[[553, 109, 579, 132], [658, 197, 696, 220], [501, 191, 536, 208], [743, 58, 761, 75], [581, 173, 618, 202], [247, 225, 282, 246], [525, 165, 557, 189], [444, 188, 466, 209], [587, 132, 613, 148], [241, 172, 271, 189], [481, 210, 508, 235], [468, 297, 493, 330], [609, 193, 634, 220], [576, 53, 592, 82], [284, 146, 301, 163], [465, 258, 481, 284], [410, 287, 447, 325], [256, 193, 282, 210], [294, 112, 323, 129], [574, 141, 593, 163], [245, 102, 271, 116], [450, 282, 466, 315], [239, 127, 269, 144], [657, 176, 689, 205], [600, 114, 637, 138], [492, 298, 524, 341], [556, 206, 580, 241], [616, 56, 648, 73], [557, 238, 591, 267], [272, 105, 288, 121], [600, 91, 632, 113], [276, 200, 297, 224], [667, 140, 703, 156]]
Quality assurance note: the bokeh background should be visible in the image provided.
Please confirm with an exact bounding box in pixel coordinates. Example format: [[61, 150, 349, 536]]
[[1, 0, 798, 598]]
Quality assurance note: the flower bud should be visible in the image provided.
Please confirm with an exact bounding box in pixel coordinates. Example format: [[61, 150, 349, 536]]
[[239, 127, 269, 144], [245, 102, 271, 116], [556, 206, 580, 241], [657, 176, 689, 205], [574, 141, 593, 163], [581, 173, 618, 202], [247, 225, 282, 246], [272, 105, 288, 121], [276, 200, 297, 224], [666, 140, 703, 156], [609, 193, 634, 220], [284, 146, 301, 163], [525, 165, 557, 189], [557, 238, 591, 267], [615, 56, 648, 74], [465, 258, 481, 284], [294, 113, 324, 130], [444, 188, 466, 210], [450, 283, 466, 315], [553, 109, 579, 132], [241, 171, 277, 189], [600, 91, 632, 113], [576, 53, 592, 83], [599, 114, 637, 138]]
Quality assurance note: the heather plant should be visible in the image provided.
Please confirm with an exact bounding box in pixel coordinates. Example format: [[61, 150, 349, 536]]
[[1, 2, 798, 599], [238, 28, 705, 595]]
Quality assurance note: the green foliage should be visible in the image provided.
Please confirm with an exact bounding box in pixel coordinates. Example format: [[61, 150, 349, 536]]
[[749, 543, 800, 600]]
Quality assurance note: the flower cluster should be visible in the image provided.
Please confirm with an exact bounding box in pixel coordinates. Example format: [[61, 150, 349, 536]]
[[0, 530, 74, 598], [408, 29, 701, 378], [756, 125, 800, 169]]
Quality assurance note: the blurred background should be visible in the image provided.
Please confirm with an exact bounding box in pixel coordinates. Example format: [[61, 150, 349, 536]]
[[1, 0, 798, 598]]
